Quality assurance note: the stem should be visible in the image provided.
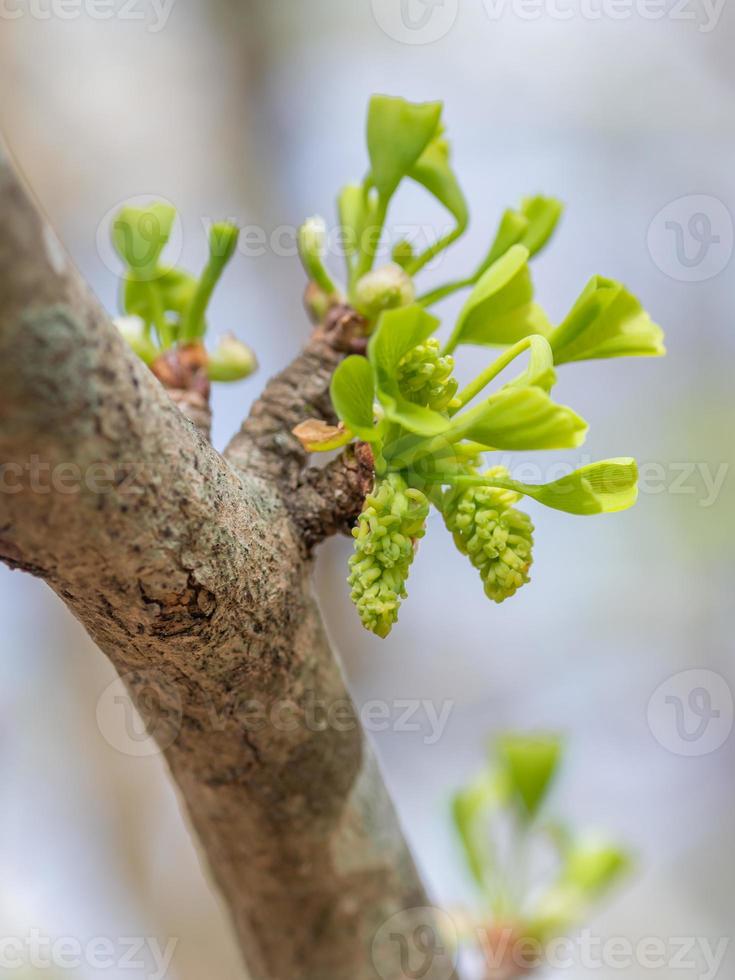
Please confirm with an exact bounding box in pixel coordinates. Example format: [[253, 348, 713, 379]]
[[418, 276, 474, 308], [181, 258, 221, 342], [407, 224, 464, 278], [353, 192, 389, 283], [146, 282, 172, 348], [451, 338, 533, 414]]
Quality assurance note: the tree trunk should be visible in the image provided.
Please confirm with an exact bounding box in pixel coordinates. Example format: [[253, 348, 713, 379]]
[[0, 141, 459, 979]]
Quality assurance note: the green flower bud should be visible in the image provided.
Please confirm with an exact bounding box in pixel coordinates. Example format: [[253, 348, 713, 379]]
[[443, 467, 534, 603], [397, 337, 459, 411], [392, 239, 415, 269], [207, 333, 258, 382], [298, 215, 338, 294], [353, 263, 415, 319], [114, 315, 159, 365], [348, 473, 429, 637]]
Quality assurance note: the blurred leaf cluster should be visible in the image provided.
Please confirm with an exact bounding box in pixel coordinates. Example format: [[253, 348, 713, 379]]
[[453, 733, 631, 974]]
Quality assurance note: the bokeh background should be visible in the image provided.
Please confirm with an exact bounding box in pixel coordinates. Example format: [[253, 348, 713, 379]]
[[1, 1, 733, 977]]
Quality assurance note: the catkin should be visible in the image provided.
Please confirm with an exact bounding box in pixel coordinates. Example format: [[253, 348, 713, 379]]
[[348, 474, 429, 637], [397, 338, 459, 412], [442, 467, 534, 603]]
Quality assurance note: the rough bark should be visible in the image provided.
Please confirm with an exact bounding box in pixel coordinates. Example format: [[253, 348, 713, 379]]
[[0, 142, 458, 979]]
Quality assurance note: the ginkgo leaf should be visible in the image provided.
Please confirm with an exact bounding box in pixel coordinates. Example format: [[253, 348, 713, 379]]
[[339, 183, 378, 266], [112, 202, 176, 277], [550, 276, 665, 364], [330, 355, 380, 442], [448, 385, 587, 451], [445, 245, 551, 353], [409, 129, 469, 231], [521, 458, 639, 514], [437, 458, 639, 516], [474, 196, 563, 278], [503, 334, 557, 394], [518, 196, 564, 256], [496, 732, 563, 820], [367, 95, 443, 200], [563, 840, 632, 895], [452, 772, 506, 889]]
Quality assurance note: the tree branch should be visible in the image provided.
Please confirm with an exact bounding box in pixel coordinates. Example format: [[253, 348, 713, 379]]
[[225, 303, 374, 550], [0, 140, 457, 979]]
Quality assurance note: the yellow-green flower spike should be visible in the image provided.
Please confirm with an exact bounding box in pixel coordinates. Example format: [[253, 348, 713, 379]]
[[397, 337, 459, 412], [348, 474, 429, 637], [443, 467, 534, 603]]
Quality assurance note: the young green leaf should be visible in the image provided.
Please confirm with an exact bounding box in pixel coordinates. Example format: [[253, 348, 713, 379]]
[[298, 215, 338, 294], [444, 246, 551, 353], [496, 733, 562, 819], [452, 773, 505, 889], [369, 305, 451, 435], [562, 840, 632, 896], [434, 458, 639, 516], [517, 458, 639, 515], [112, 202, 176, 278], [474, 196, 563, 279], [406, 129, 469, 274], [330, 355, 380, 442], [411, 131, 468, 228], [367, 95, 443, 200], [448, 386, 588, 451], [181, 222, 240, 342], [550, 276, 665, 365], [503, 334, 557, 394], [339, 184, 378, 272], [519, 196, 564, 256]]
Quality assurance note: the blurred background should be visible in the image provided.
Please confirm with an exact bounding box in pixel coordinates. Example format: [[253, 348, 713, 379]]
[[1, 1, 733, 977]]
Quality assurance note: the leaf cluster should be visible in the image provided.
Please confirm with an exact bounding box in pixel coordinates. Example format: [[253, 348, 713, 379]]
[[112, 203, 256, 382], [453, 733, 632, 942]]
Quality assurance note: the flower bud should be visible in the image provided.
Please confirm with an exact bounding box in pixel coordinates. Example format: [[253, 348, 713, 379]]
[[348, 473, 429, 637], [443, 467, 534, 603], [206, 333, 258, 382], [353, 263, 415, 319]]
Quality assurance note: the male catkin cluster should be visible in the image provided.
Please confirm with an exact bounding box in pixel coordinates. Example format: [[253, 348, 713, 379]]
[[348, 474, 429, 637], [442, 467, 534, 603], [397, 338, 459, 412]]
